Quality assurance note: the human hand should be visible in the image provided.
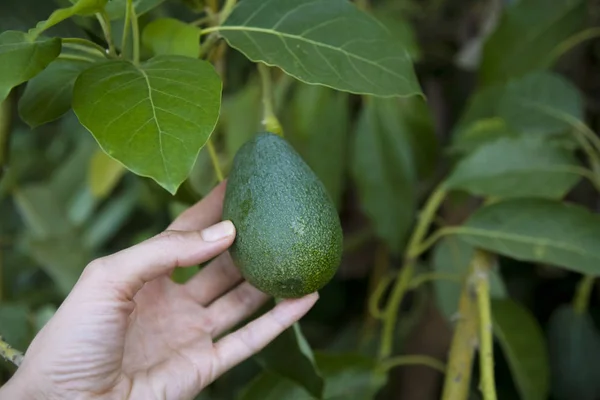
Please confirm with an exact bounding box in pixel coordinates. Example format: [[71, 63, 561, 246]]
[[0, 181, 318, 400]]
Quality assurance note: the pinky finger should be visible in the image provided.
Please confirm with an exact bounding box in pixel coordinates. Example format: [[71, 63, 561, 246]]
[[211, 292, 319, 378]]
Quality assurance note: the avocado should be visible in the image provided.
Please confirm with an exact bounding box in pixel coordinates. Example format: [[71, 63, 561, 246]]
[[222, 132, 343, 298]]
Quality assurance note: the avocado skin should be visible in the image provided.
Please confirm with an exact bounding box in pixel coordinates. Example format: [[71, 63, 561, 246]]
[[222, 132, 343, 298]]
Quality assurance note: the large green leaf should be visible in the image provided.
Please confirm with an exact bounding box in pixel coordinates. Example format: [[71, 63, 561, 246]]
[[497, 72, 583, 135], [0, 31, 61, 102], [351, 97, 417, 255], [220, 0, 421, 98], [547, 305, 600, 400], [455, 199, 600, 276], [431, 237, 507, 320], [142, 18, 201, 58], [241, 352, 386, 400], [18, 58, 90, 128], [286, 83, 348, 209], [72, 56, 222, 194], [492, 299, 550, 400], [479, 0, 585, 85], [444, 135, 581, 199], [255, 322, 324, 398], [106, 0, 167, 19], [451, 72, 584, 154]]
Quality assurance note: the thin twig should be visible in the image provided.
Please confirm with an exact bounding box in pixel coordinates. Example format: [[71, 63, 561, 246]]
[[257, 63, 283, 136], [206, 139, 224, 182], [121, 0, 133, 56], [378, 354, 446, 374], [0, 336, 24, 367], [573, 275, 595, 315], [130, 2, 140, 65], [473, 251, 497, 400], [96, 12, 116, 57]]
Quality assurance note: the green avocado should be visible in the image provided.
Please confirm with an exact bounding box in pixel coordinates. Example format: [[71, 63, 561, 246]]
[[222, 132, 343, 298]]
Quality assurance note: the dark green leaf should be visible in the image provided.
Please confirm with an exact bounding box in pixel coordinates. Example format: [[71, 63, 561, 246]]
[[142, 18, 201, 58], [72, 56, 222, 194], [106, 0, 167, 19], [241, 352, 386, 400], [220, 0, 421, 98], [240, 371, 310, 399], [317, 352, 387, 399], [18, 59, 89, 128], [255, 322, 324, 398], [371, 11, 421, 61], [432, 237, 506, 320], [497, 72, 584, 135], [0, 31, 61, 102], [286, 83, 348, 209], [547, 305, 600, 400], [455, 199, 600, 276], [13, 184, 71, 239], [479, 0, 585, 85], [445, 136, 581, 199], [492, 299, 550, 400], [351, 97, 417, 254], [0, 304, 30, 351]]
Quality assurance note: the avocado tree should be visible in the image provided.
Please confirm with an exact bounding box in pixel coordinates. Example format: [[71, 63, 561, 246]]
[[1, 0, 600, 399]]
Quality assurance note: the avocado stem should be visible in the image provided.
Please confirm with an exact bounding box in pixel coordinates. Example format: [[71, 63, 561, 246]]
[[257, 63, 284, 136]]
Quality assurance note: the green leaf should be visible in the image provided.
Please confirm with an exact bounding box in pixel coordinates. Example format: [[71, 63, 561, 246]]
[[106, 0, 167, 20], [479, 0, 585, 85], [286, 83, 348, 209], [547, 305, 600, 400], [497, 72, 584, 135], [432, 237, 506, 320], [18, 58, 89, 128], [455, 199, 600, 276], [29, 0, 108, 38], [72, 56, 222, 194], [255, 322, 324, 398], [317, 352, 387, 399], [0, 304, 30, 351], [241, 352, 387, 400], [0, 31, 61, 102], [444, 136, 581, 199], [220, 0, 421, 98], [13, 184, 71, 239], [492, 299, 550, 400], [351, 97, 417, 254], [88, 149, 127, 198], [142, 18, 201, 58]]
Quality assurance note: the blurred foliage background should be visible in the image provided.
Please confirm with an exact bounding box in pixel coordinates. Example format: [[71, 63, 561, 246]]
[[2, 0, 600, 399]]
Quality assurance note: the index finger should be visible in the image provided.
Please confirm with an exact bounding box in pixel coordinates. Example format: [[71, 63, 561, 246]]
[[168, 180, 228, 231], [211, 292, 319, 379]]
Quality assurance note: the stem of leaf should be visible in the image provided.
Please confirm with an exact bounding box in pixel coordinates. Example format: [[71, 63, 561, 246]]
[[474, 250, 498, 400], [257, 63, 283, 136], [219, 0, 238, 24], [62, 43, 105, 59], [130, 2, 140, 65], [96, 12, 116, 57], [0, 336, 23, 367], [368, 272, 393, 320], [547, 28, 600, 67], [58, 54, 98, 63], [206, 139, 224, 182], [441, 253, 480, 400], [378, 185, 447, 359], [0, 95, 12, 181], [62, 38, 107, 56], [573, 275, 595, 315], [121, 0, 132, 57], [378, 355, 446, 374]]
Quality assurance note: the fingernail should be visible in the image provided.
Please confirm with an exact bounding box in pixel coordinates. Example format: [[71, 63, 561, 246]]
[[201, 220, 235, 242]]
